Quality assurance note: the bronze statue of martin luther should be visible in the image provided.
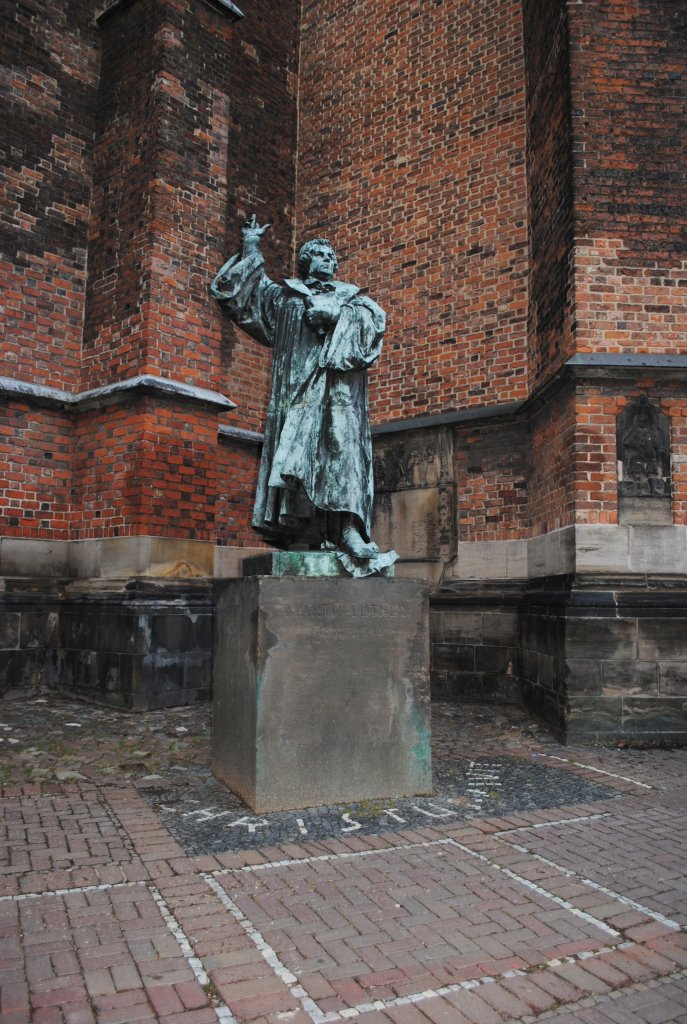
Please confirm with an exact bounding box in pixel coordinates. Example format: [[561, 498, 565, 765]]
[[211, 216, 397, 576]]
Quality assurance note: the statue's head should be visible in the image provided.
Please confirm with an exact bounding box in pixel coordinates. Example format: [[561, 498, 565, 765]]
[[298, 238, 338, 280]]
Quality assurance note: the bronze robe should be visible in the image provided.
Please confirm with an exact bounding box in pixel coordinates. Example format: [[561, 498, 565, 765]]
[[211, 251, 386, 545]]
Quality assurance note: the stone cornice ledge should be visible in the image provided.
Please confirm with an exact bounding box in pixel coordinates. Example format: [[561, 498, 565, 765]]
[[97, 0, 243, 26], [566, 353, 687, 372], [372, 401, 523, 436], [0, 375, 236, 413], [372, 354, 687, 436], [218, 424, 264, 446], [563, 353, 687, 384]]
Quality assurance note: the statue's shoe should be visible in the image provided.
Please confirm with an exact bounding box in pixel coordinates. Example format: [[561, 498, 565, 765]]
[[340, 525, 379, 559]]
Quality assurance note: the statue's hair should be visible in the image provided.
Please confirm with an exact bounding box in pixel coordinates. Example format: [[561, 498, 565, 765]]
[[297, 238, 338, 279]]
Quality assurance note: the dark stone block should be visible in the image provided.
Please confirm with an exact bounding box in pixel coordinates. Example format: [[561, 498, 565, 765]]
[[552, 657, 566, 690], [616, 590, 687, 617], [61, 609, 101, 651], [601, 660, 658, 695], [519, 677, 536, 712], [546, 614, 566, 655], [98, 611, 147, 655], [520, 612, 542, 652], [566, 591, 620, 614], [659, 663, 687, 696], [566, 696, 623, 735], [566, 659, 602, 695], [151, 611, 212, 654], [566, 617, 638, 660], [523, 648, 539, 683], [622, 697, 687, 735], [0, 649, 44, 691], [429, 610, 444, 643], [66, 649, 99, 692], [481, 674, 520, 703], [443, 672, 485, 701], [42, 648, 65, 688], [524, 687, 565, 736], [183, 650, 212, 693], [476, 645, 513, 674], [443, 610, 482, 644], [433, 643, 475, 671], [520, 610, 565, 658], [139, 654, 186, 699], [638, 619, 687, 661], [0, 613, 20, 649], [20, 611, 59, 649], [482, 611, 518, 645], [536, 652, 555, 690], [95, 652, 128, 696], [429, 669, 449, 698]]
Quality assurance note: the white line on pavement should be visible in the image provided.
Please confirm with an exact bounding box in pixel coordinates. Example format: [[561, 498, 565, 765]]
[[531, 752, 653, 789]]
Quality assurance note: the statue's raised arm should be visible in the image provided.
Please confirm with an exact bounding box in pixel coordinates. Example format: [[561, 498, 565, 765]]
[[210, 216, 397, 577], [240, 214, 271, 255], [210, 215, 280, 347]]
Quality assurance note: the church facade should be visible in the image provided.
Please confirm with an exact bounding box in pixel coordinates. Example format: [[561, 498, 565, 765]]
[[2, 0, 686, 742]]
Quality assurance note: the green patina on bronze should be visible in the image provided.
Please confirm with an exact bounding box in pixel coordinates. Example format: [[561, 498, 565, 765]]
[[211, 217, 398, 578], [242, 551, 395, 579]]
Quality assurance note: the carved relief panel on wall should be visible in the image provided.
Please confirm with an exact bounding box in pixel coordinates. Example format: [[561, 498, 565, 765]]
[[617, 396, 672, 525], [372, 428, 455, 567]]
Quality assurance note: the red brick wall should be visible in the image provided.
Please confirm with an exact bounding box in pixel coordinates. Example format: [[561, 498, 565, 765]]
[[454, 420, 528, 542], [1, 0, 299, 545], [1, 0, 98, 393], [568, 1, 687, 357], [296, 0, 529, 424], [0, 403, 72, 540], [1, 0, 97, 542], [82, 0, 166, 390], [522, 0, 576, 391], [83, 0, 296, 400], [4, 0, 684, 553], [521, 0, 686, 538], [74, 0, 299, 541], [218, 0, 300, 434], [70, 398, 221, 542], [572, 389, 619, 526], [71, 403, 147, 540], [215, 441, 263, 548], [567, 2, 686, 530], [528, 388, 577, 535]]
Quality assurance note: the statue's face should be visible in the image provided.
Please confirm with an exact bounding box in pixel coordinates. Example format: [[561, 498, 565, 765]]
[[308, 245, 336, 281]]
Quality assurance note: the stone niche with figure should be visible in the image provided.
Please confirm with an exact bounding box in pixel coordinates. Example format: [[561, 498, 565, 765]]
[[617, 396, 672, 525]]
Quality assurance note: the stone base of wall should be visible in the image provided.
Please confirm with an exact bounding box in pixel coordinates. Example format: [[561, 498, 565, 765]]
[[1, 578, 214, 710], [432, 574, 687, 745], [4, 568, 687, 744], [430, 582, 523, 704], [520, 574, 687, 745], [0, 579, 64, 700]]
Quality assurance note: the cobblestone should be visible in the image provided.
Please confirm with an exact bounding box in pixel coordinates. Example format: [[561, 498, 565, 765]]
[[1, 696, 686, 1022]]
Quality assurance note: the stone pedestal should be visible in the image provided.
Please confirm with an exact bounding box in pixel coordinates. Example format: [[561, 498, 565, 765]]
[[212, 573, 431, 812]]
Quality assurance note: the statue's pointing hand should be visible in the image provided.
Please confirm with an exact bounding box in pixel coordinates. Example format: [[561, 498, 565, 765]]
[[241, 214, 271, 254]]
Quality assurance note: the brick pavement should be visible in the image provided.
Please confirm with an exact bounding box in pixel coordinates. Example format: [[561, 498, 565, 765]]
[[1, 696, 686, 1023]]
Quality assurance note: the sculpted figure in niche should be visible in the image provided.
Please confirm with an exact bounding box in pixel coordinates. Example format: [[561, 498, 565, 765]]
[[211, 216, 398, 576], [618, 396, 671, 498]]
